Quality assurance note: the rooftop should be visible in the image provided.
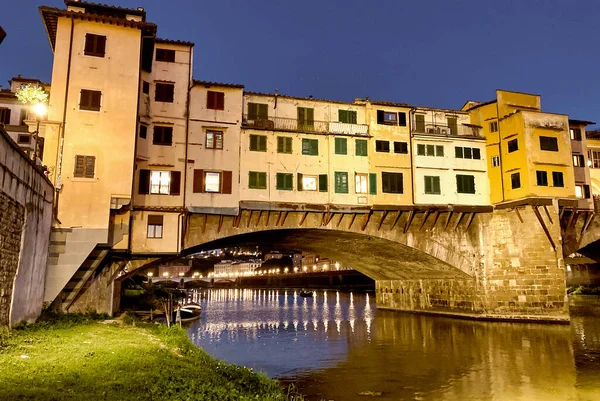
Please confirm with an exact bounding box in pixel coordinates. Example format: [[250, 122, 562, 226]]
[[155, 38, 194, 47], [193, 80, 244, 89], [64, 0, 146, 18]]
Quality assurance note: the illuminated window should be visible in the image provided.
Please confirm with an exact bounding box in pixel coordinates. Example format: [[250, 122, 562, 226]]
[[147, 215, 163, 238], [575, 185, 584, 199], [302, 175, 318, 191], [205, 172, 221, 192], [573, 154, 585, 167], [206, 130, 223, 149], [150, 171, 171, 194], [377, 110, 397, 125], [355, 173, 368, 194], [570, 128, 582, 141]]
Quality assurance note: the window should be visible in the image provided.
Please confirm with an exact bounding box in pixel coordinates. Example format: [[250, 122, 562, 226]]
[[540, 136, 558, 151], [299, 174, 318, 191], [192, 170, 232, 194], [398, 112, 407, 127], [335, 138, 348, 155], [489, 121, 498, 132], [155, 82, 174, 103], [339, 110, 357, 124], [552, 171, 564, 187], [334, 172, 349, 194], [149, 171, 170, 194], [573, 154, 585, 167], [19, 109, 27, 125], [491, 155, 500, 167], [536, 170, 548, 186], [394, 141, 408, 154], [382, 172, 403, 194], [455, 146, 481, 159], [507, 138, 518, 153], [424, 176, 441, 195], [376, 140, 390, 153], [79, 89, 101, 111], [302, 138, 318, 155], [147, 215, 163, 238], [355, 173, 368, 194], [17, 134, 30, 144], [319, 174, 328, 192], [415, 114, 425, 132], [248, 103, 268, 120], [0, 107, 11, 124], [457, 174, 476, 194], [139, 124, 147, 139], [73, 155, 95, 178], [575, 185, 591, 199], [377, 110, 397, 125], [355, 139, 368, 156], [511, 172, 521, 189], [155, 48, 175, 62], [206, 91, 225, 110], [277, 137, 292, 154], [84, 33, 106, 57], [276, 173, 293, 190], [249, 134, 267, 151], [297, 107, 314, 131], [248, 171, 267, 189], [417, 143, 443, 156], [153, 126, 173, 146], [447, 117, 458, 135], [570, 128, 582, 141], [142, 81, 149, 95], [589, 149, 600, 168], [206, 130, 223, 149]]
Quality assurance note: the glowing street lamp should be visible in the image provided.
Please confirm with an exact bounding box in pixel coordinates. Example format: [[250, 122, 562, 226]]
[[32, 102, 47, 162], [147, 272, 153, 277], [335, 262, 340, 270]]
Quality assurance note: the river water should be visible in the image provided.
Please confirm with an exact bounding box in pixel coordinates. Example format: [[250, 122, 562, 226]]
[[186, 289, 600, 401]]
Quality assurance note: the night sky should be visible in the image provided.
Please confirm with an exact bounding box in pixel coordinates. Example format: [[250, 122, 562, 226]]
[[1, 0, 599, 125]]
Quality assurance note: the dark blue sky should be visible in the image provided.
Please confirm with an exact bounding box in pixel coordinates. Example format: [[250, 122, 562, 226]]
[[1, 0, 599, 124]]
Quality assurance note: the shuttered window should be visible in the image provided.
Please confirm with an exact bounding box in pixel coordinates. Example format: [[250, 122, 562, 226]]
[[355, 139, 368, 156], [510, 173, 521, 189], [415, 115, 425, 132], [207, 91, 225, 110], [74, 155, 96, 178], [249, 171, 267, 189], [206, 130, 223, 149], [302, 138, 318, 155], [147, 215, 163, 238], [334, 172, 349, 194], [398, 112, 407, 127], [153, 126, 173, 146], [447, 117, 458, 135], [79, 89, 102, 111], [457, 174, 476, 193], [276, 173, 293, 190], [297, 107, 315, 131], [277, 137, 292, 154], [552, 171, 564, 187], [192, 170, 232, 193], [369, 173, 377, 195], [297, 174, 318, 191], [155, 48, 175, 62], [424, 176, 441, 194], [155, 82, 174, 102], [248, 103, 268, 120], [455, 146, 481, 159], [376, 140, 390, 153], [318, 174, 328, 192], [250, 134, 267, 151], [417, 143, 443, 156], [540, 136, 559, 151], [84, 33, 106, 57], [355, 173, 368, 194], [139, 124, 147, 139], [0, 107, 10, 124], [382, 172, 403, 194], [536, 170, 548, 186], [570, 128, 582, 141], [142, 81, 149, 94], [508, 139, 518, 153], [334, 138, 347, 155], [393, 141, 408, 154], [338, 110, 357, 124]]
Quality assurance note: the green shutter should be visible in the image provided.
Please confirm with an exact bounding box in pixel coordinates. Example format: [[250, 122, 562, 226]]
[[258, 172, 267, 189], [277, 137, 283, 153], [285, 174, 293, 190], [311, 139, 318, 155], [249, 172, 257, 188], [248, 103, 257, 120], [334, 172, 348, 194], [276, 173, 284, 190], [425, 177, 432, 194], [250, 135, 257, 150], [433, 177, 440, 194], [356, 139, 367, 156], [436, 145, 444, 157], [335, 138, 347, 155], [297, 173, 303, 191], [369, 173, 377, 195], [417, 144, 425, 155], [259, 136, 267, 151], [339, 110, 347, 123], [258, 104, 268, 119], [319, 174, 328, 192]]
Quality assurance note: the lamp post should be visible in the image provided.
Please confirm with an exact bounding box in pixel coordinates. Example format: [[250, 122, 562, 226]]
[[32, 102, 47, 163]]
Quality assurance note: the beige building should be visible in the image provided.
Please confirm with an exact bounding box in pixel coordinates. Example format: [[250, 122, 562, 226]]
[[587, 130, 600, 196], [568, 119, 594, 206], [213, 259, 262, 277], [411, 107, 489, 205]]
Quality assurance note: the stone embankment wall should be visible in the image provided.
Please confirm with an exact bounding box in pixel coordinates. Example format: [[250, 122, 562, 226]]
[[0, 127, 53, 326]]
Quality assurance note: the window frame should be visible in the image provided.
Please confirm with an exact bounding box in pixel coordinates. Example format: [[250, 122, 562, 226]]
[[302, 138, 319, 156], [536, 170, 548, 186], [511, 172, 521, 189], [491, 155, 500, 167], [355, 173, 368, 194], [334, 137, 348, 155], [248, 171, 267, 189], [334, 171, 349, 194], [489, 121, 498, 132], [207, 91, 225, 110], [152, 125, 173, 146], [393, 141, 408, 154], [355, 139, 368, 156], [540, 136, 559, 152], [277, 136, 293, 154], [570, 128, 582, 141], [424, 175, 441, 195], [73, 155, 96, 179], [147, 215, 164, 239], [79, 89, 102, 112], [382, 172, 403, 194], [155, 48, 175, 62], [204, 171, 222, 193], [206, 130, 224, 150], [375, 140, 390, 153], [150, 170, 172, 194], [338, 110, 357, 124], [573, 154, 585, 167], [249, 134, 267, 152], [155, 82, 174, 103], [507, 138, 518, 153], [139, 124, 147, 139], [276, 173, 294, 191], [301, 174, 318, 191], [83, 33, 106, 58], [552, 171, 564, 187], [457, 174, 476, 194]]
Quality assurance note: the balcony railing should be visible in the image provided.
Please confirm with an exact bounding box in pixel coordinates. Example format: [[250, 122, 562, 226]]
[[242, 115, 369, 136], [412, 123, 482, 138]]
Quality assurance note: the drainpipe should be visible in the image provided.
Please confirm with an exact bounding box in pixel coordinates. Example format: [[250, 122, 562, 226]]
[[495, 102, 506, 202], [409, 107, 416, 205], [181, 45, 193, 252], [53, 18, 75, 224]]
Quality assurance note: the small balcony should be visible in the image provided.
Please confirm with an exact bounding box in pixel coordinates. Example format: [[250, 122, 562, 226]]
[[412, 123, 482, 138], [242, 115, 369, 136]]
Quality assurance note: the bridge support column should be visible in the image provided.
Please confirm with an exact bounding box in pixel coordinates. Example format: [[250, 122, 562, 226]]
[[377, 205, 569, 323]]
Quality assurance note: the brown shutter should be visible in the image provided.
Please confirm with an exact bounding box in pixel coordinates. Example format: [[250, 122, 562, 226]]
[[148, 215, 163, 225], [3, 108, 11, 124], [139, 169, 150, 194], [297, 173, 303, 191], [170, 171, 181, 195], [74, 155, 85, 177], [91, 91, 101, 110], [84, 156, 95, 178], [222, 171, 233, 194], [207, 92, 215, 109], [97, 35, 106, 56], [216, 92, 225, 110], [84, 34, 94, 54], [193, 169, 204, 193]]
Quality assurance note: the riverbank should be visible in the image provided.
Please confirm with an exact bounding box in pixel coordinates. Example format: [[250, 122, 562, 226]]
[[0, 312, 302, 401]]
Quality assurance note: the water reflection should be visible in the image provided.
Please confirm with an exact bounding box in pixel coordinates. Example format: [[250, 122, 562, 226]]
[[187, 289, 600, 401]]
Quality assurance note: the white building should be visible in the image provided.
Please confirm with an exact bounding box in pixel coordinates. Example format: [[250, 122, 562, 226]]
[[213, 259, 262, 277]]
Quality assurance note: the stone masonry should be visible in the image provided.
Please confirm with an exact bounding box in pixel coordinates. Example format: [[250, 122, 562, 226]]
[[0, 194, 25, 326]]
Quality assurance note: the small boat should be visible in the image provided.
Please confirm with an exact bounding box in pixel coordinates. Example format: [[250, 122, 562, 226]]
[[172, 302, 202, 323], [299, 290, 313, 298]]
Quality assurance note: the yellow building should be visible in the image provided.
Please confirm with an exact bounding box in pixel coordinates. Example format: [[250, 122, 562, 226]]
[[587, 130, 600, 196], [568, 119, 594, 205], [463, 90, 579, 205]]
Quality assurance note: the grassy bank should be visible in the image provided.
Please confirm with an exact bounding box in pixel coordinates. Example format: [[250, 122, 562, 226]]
[[0, 312, 302, 401]]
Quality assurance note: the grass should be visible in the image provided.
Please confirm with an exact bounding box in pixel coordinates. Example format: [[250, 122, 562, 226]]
[[0, 311, 303, 401], [567, 285, 600, 295]]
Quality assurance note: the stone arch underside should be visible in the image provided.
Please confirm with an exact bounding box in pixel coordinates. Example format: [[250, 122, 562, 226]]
[[182, 229, 472, 281]]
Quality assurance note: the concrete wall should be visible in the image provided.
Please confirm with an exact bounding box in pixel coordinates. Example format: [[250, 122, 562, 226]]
[[0, 128, 53, 326]]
